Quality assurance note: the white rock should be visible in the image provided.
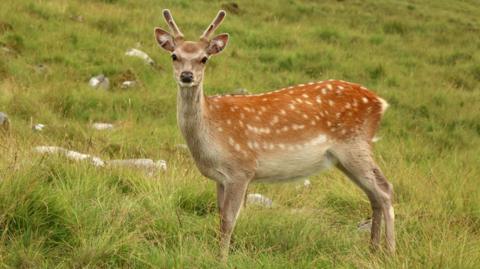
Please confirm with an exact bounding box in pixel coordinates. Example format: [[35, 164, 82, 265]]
[[34, 146, 105, 167], [108, 158, 167, 173], [33, 146, 170, 172], [89, 74, 110, 90], [155, 160, 167, 170], [65, 150, 90, 161], [121, 80, 137, 89], [92, 123, 114, 130], [0, 112, 9, 131], [63, 151, 105, 167], [34, 146, 66, 154], [0, 112, 7, 122], [91, 157, 105, 167], [247, 193, 273, 208], [111, 158, 155, 168], [33, 123, 45, 131], [125, 48, 155, 65]]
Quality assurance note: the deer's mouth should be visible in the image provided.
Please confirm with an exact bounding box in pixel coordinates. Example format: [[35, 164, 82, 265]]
[[178, 81, 196, 88]]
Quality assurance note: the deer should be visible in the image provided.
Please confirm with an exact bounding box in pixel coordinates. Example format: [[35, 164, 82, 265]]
[[153, 9, 395, 260]]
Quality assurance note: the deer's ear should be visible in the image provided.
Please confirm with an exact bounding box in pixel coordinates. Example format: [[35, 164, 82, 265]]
[[206, 33, 229, 55], [154, 27, 175, 52]]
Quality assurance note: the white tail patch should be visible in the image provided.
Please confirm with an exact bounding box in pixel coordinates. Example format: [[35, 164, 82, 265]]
[[372, 136, 382, 143], [378, 97, 389, 114]]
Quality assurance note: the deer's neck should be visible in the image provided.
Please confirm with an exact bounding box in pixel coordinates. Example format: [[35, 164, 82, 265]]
[[176, 84, 211, 154]]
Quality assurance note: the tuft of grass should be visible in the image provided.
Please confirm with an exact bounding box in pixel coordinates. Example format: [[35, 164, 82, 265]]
[[174, 187, 217, 216], [383, 21, 408, 35]]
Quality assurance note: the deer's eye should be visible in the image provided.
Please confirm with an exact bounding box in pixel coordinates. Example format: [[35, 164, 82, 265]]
[[171, 54, 178, 61], [201, 56, 208, 64]]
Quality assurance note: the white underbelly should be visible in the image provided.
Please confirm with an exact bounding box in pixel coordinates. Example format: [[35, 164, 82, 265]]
[[253, 143, 336, 183]]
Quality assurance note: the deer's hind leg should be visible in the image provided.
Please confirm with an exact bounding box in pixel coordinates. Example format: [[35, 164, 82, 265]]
[[330, 142, 395, 253]]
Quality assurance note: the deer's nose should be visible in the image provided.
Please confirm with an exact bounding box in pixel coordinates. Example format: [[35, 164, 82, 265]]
[[180, 71, 194, 83]]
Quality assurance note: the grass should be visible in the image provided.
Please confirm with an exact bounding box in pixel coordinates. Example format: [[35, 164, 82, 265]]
[[1, 0, 480, 267]]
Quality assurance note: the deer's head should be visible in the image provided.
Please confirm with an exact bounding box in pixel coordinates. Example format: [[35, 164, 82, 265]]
[[154, 10, 229, 87]]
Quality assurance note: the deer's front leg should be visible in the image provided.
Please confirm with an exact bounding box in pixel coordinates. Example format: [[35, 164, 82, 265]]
[[219, 180, 249, 262], [216, 182, 225, 214]]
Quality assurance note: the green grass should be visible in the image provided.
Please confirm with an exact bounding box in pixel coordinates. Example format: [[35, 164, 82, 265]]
[[1, 0, 479, 267]]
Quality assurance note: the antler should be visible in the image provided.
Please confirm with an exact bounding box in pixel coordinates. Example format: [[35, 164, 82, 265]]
[[200, 10, 226, 42], [162, 9, 184, 40]]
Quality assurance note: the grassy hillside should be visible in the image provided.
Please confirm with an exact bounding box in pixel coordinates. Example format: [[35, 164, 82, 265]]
[[1, 0, 479, 267]]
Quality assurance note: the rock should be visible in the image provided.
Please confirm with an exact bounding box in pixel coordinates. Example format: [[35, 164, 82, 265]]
[[92, 123, 114, 130], [156, 160, 167, 170], [89, 74, 110, 90], [231, 88, 250, 95], [120, 80, 137, 89], [125, 48, 155, 66], [108, 159, 167, 175], [111, 159, 166, 170], [0, 112, 9, 131], [246, 193, 273, 208], [34, 146, 105, 167], [65, 150, 93, 161], [33, 123, 45, 131], [34, 146, 66, 154], [357, 219, 372, 232], [90, 157, 105, 167], [33, 145, 169, 173]]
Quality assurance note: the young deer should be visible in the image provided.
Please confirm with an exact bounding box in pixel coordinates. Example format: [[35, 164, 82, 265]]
[[154, 10, 395, 260]]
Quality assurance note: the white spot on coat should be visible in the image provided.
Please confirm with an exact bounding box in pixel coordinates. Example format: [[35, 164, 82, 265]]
[[270, 116, 279, 126]]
